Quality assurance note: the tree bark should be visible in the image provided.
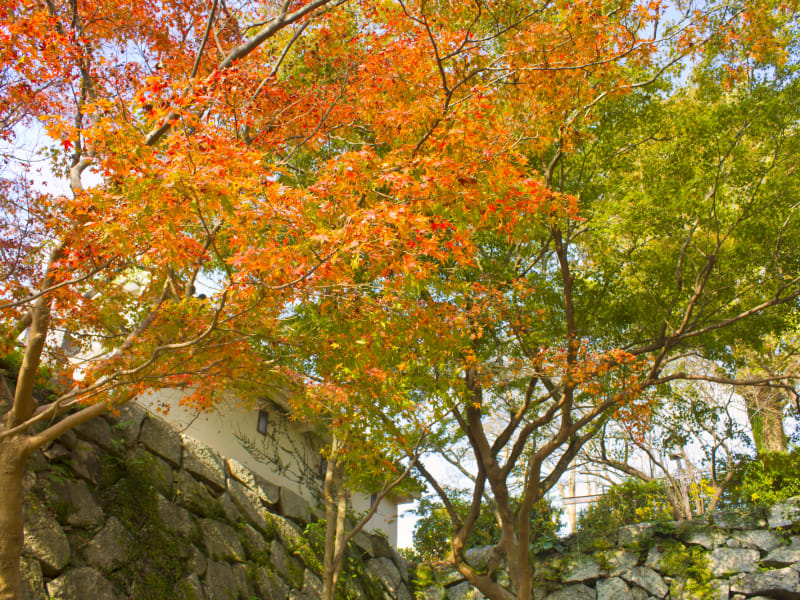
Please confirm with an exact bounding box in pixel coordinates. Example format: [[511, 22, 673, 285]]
[[0, 436, 30, 600], [743, 386, 787, 455]]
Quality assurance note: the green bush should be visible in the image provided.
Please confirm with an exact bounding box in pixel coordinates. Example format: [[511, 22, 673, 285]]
[[728, 448, 800, 506], [575, 479, 672, 542], [410, 491, 561, 562]]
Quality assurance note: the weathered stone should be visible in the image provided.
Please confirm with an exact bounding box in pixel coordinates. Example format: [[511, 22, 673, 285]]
[[543, 583, 596, 600], [265, 511, 304, 551], [769, 497, 800, 529], [252, 565, 290, 600], [200, 518, 246, 562], [185, 544, 207, 577], [232, 563, 252, 598], [226, 458, 280, 504], [23, 498, 70, 575], [42, 441, 70, 462], [68, 440, 103, 484], [238, 522, 269, 561], [270, 539, 290, 577], [603, 550, 639, 576], [203, 560, 239, 600], [228, 478, 268, 531], [85, 517, 134, 571], [764, 538, 800, 567], [677, 522, 726, 550], [619, 523, 654, 547], [218, 490, 243, 523], [105, 402, 146, 446], [645, 546, 664, 570], [564, 556, 602, 583], [465, 545, 495, 571], [155, 492, 197, 539], [20, 558, 46, 600], [712, 509, 766, 530], [303, 569, 324, 597], [367, 556, 403, 596], [437, 568, 464, 587], [622, 566, 669, 598], [181, 435, 226, 491], [46, 567, 116, 600], [140, 416, 182, 466], [419, 586, 447, 600], [629, 586, 649, 600], [447, 581, 484, 600], [710, 547, 760, 577], [279, 487, 312, 523], [176, 573, 206, 600], [175, 469, 221, 518], [74, 417, 114, 452], [597, 576, 633, 600], [734, 529, 784, 553], [63, 479, 104, 528], [730, 566, 800, 599], [131, 446, 174, 495]]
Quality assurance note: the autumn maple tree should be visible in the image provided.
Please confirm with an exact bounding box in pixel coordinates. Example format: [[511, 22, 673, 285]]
[[2, 0, 800, 599]]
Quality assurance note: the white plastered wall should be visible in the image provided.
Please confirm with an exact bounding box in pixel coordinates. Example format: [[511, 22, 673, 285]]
[[135, 388, 401, 546]]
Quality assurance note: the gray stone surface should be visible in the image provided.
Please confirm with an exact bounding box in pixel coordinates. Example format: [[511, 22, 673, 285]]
[[564, 556, 602, 582], [763, 538, 800, 567], [156, 492, 197, 538], [303, 569, 323, 597], [367, 556, 403, 595], [769, 497, 800, 529], [46, 567, 116, 600], [279, 487, 312, 523], [228, 478, 268, 531], [131, 446, 174, 495], [23, 498, 70, 575], [200, 518, 246, 562], [74, 417, 114, 451], [203, 560, 239, 600], [85, 516, 134, 571], [604, 550, 639, 576], [68, 440, 103, 483], [447, 581, 484, 600], [464, 545, 495, 571], [140, 415, 182, 466], [175, 469, 221, 518], [730, 566, 800, 599], [226, 458, 280, 504], [20, 557, 46, 600], [544, 583, 596, 600], [622, 566, 668, 598], [735, 529, 784, 552], [105, 402, 146, 446], [185, 543, 207, 577], [597, 576, 633, 600], [176, 573, 206, 600], [252, 565, 290, 600], [419, 586, 447, 600], [238, 522, 268, 561], [710, 547, 760, 577], [63, 479, 104, 528], [181, 435, 226, 491], [271, 539, 290, 577]]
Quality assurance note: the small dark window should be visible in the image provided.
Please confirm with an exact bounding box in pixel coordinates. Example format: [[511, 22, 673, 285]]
[[319, 459, 328, 479], [370, 493, 378, 508], [257, 409, 269, 435]]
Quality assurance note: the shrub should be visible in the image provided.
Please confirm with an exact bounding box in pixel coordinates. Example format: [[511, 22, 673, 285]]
[[728, 448, 800, 506], [575, 478, 672, 541]]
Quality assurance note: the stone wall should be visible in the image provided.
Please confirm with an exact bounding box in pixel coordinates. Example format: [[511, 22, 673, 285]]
[[20, 404, 412, 600], [417, 499, 800, 600]]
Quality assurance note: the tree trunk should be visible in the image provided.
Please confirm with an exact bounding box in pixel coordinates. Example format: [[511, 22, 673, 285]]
[[0, 435, 30, 600], [743, 386, 787, 455]]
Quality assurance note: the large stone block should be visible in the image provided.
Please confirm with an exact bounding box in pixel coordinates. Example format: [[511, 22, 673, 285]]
[[226, 458, 280, 504], [105, 402, 146, 446], [74, 417, 114, 452], [279, 487, 312, 524], [763, 538, 800, 568], [23, 498, 70, 575], [769, 497, 800, 529], [85, 517, 134, 571], [621, 566, 669, 599], [730, 566, 800, 599], [544, 584, 596, 600], [140, 416, 182, 466], [63, 479, 104, 528], [597, 577, 633, 600], [734, 530, 783, 553], [203, 560, 239, 600], [155, 492, 198, 539], [175, 470, 221, 518], [46, 567, 116, 600], [710, 547, 760, 577], [181, 435, 226, 492], [228, 478, 268, 531], [200, 518, 246, 562], [20, 558, 46, 600]]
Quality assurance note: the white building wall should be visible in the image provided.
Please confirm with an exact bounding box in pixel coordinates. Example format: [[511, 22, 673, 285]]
[[135, 389, 401, 546]]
